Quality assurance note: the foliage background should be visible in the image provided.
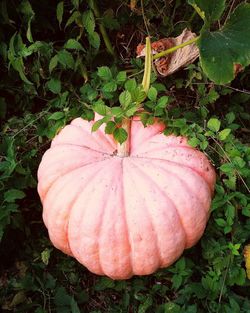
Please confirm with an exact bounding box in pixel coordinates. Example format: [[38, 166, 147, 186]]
[[0, 0, 250, 312]]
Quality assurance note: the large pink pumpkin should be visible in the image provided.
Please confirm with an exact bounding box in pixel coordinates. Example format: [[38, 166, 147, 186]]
[[37, 115, 216, 279]]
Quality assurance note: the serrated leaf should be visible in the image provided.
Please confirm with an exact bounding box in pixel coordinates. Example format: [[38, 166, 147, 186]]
[[47, 78, 61, 94], [11, 57, 33, 85], [49, 55, 58, 73], [4, 189, 25, 203], [113, 127, 128, 144], [82, 10, 95, 34], [188, 137, 200, 147], [188, 0, 225, 23], [97, 66, 112, 81], [64, 39, 85, 51], [147, 86, 157, 101], [102, 81, 117, 93], [116, 71, 127, 83], [207, 118, 221, 132], [156, 96, 169, 108], [125, 79, 137, 92], [56, 1, 64, 27], [198, 3, 250, 84], [105, 121, 116, 134], [119, 90, 132, 108], [48, 111, 64, 120], [93, 99, 108, 116], [57, 50, 74, 69], [41, 248, 51, 265], [219, 128, 231, 141], [65, 11, 81, 28], [92, 119, 104, 132], [88, 31, 100, 49]]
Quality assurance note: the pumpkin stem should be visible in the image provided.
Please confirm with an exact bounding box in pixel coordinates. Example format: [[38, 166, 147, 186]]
[[117, 118, 131, 157]]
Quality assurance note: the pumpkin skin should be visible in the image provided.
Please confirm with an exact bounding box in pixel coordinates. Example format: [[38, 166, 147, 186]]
[[37, 115, 216, 280]]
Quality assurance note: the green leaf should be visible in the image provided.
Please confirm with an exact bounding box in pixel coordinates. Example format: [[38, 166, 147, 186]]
[[70, 298, 81, 313], [64, 39, 85, 51], [188, 137, 200, 147], [218, 128, 231, 141], [88, 31, 100, 49], [47, 78, 61, 94], [57, 50, 75, 69], [156, 96, 169, 108], [113, 127, 128, 144], [4, 189, 25, 203], [116, 71, 127, 83], [93, 99, 108, 116], [97, 66, 112, 81], [82, 10, 95, 34], [11, 57, 33, 85], [207, 118, 221, 132], [92, 120, 104, 132], [102, 81, 117, 93], [119, 90, 132, 108], [198, 3, 250, 84], [49, 55, 58, 73], [125, 79, 137, 92], [48, 111, 64, 120], [71, 0, 79, 9], [188, 0, 225, 23], [56, 1, 64, 27], [41, 248, 51, 265], [105, 121, 116, 134], [147, 86, 157, 101]]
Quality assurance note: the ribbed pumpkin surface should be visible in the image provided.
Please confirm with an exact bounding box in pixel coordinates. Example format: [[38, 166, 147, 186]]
[[37, 116, 216, 279]]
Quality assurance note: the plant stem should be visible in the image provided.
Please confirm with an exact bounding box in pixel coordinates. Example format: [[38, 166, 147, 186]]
[[152, 36, 200, 60], [90, 0, 116, 58], [117, 118, 131, 157]]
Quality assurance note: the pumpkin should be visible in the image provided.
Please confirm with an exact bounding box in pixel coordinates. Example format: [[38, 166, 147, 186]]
[[37, 114, 216, 279]]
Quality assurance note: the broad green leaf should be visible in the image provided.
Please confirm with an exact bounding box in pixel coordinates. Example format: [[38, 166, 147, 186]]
[[188, 137, 200, 147], [102, 81, 117, 93], [97, 66, 112, 81], [11, 57, 33, 85], [113, 127, 128, 144], [64, 39, 85, 51], [188, 0, 225, 23], [49, 55, 58, 73], [93, 99, 108, 116], [48, 111, 64, 120], [88, 31, 100, 49], [218, 128, 231, 141], [147, 86, 157, 101], [119, 90, 132, 108], [92, 119, 104, 132], [207, 118, 221, 132], [125, 79, 137, 92], [198, 3, 250, 84], [156, 96, 169, 108], [65, 11, 81, 29], [47, 78, 61, 94], [57, 50, 74, 69], [105, 121, 116, 134], [56, 1, 64, 27], [82, 10, 95, 34], [116, 71, 127, 83], [71, 298, 81, 313], [4, 189, 25, 203]]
